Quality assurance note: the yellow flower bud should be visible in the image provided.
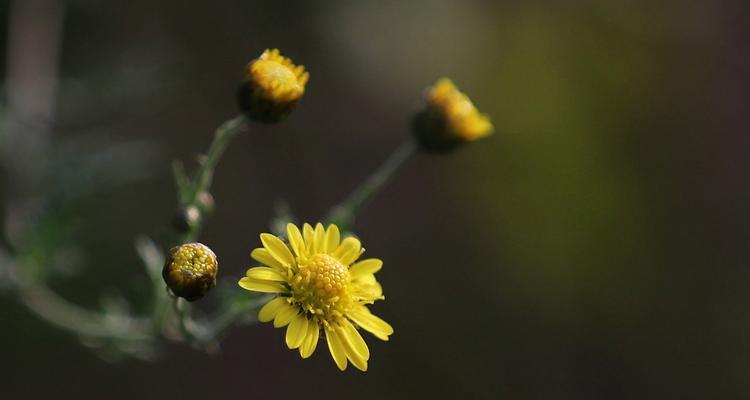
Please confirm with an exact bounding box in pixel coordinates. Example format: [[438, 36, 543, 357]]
[[162, 243, 218, 301], [412, 78, 493, 153], [237, 49, 309, 123]]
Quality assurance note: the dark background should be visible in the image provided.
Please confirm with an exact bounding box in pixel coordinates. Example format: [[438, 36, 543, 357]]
[[2, 0, 749, 398]]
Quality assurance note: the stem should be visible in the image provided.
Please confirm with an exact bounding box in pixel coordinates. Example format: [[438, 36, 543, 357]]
[[189, 115, 248, 203], [15, 271, 152, 342], [180, 115, 248, 243], [172, 297, 194, 341], [196, 295, 269, 345], [325, 139, 417, 230]]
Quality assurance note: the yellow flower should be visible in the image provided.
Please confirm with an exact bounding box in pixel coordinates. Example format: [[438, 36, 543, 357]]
[[237, 49, 310, 123], [413, 78, 493, 152], [239, 223, 393, 371]]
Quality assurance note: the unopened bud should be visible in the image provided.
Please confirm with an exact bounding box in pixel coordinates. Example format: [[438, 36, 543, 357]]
[[162, 243, 218, 301], [237, 49, 309, 123], [173, 206, 201, 233], [412, 78, 493, 153]]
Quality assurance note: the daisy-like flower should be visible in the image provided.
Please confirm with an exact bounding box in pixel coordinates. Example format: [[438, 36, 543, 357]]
[[238, 223, 393, 371], [413, 77, 493, 152], [237, 48, 310, 123]]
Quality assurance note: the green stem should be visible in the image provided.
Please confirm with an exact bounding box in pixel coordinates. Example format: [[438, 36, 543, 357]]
[[325, 139, 417, 230], [180, 115, 248, 243], [15, 271, 152, 342], [194, 295, 269, 346], [172, 297, 195, 341]]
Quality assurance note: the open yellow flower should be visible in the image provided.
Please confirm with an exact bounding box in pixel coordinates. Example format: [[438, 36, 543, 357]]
[[413, 77, 493, 152], [239, 223, 393, 371], [237, 49, 310, 123]]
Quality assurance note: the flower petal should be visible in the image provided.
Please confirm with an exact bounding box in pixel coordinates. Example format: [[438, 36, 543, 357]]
[[347, 306, 393, 341], [339, 248, 364, 266], [245, 267, 286, 281], [325, 224, 341, 254], [352, 277, 383, 300], [273, 303, 298, 328], [303, 223, 315, 253], [299, 320, 320, 359], [324, 324, 348, 371], [287, 223, 305, 257], [340, 319, 370, 360], [314, 223, 326, 253], [333, 237, 362, 265], [258, 297, 288, 322], [286, 314, 309, 349], [250, 248, 284, 270], [334, 323, 368, 371], [238, 277, 288, 293], [260, 233, 294, 267], [349, 259, 382, 278]]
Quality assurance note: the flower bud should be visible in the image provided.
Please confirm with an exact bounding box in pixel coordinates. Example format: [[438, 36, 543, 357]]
[[172, 206, 201, 233], [412, 78, 493, 153], [196, 191, 215, 214], [162, 243, 218, 301], [237, 49, 309, 123]]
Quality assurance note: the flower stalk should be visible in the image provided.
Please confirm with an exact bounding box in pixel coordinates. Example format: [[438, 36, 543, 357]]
[[326, 140, 417, 231], [176, 115, 248, 243]]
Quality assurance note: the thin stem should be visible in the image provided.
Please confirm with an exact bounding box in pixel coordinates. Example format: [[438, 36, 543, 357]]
[[16, 271, 152, 342], [180, 115, 248, 243], [195, 295, 269, 345], [172, 297, 195, 341], [325, 139, 417, 230], [189, 115, 248, 203]]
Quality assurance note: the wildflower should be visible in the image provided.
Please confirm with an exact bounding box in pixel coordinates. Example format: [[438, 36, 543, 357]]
[[237, 48, 309, 123], [163, 243, 218, 301], [412, 78, 493, 152], [239, 223, 393, 371]]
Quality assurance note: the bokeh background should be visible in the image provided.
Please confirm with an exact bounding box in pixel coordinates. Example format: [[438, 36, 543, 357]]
[[1, 0, 749, 398]]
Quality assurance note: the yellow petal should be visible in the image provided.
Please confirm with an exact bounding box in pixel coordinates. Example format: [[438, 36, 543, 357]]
[[250, 248, 284, 270], [245, 267, 286, 281], [325, 225, 340, 254], [273, 303, 298, 328], [260, 233, 294, 267], [258, 297, 288, 322], [347, 307, 393, 341], [340, 319, 370, 360], [299, 320, 320, 359], [238, 277, 288, 293], [286, 223, 305, 257], [333, 237, 362, 265], [286, 314, 309, 349], [349, 259, 382, 278], [303, 223, 315, 254], [334, 323, 367, 371], [325, 324, 348, 371], [353, 279, 383, 300], [314, 223, 326, 253], [339, 248, 364, 266]]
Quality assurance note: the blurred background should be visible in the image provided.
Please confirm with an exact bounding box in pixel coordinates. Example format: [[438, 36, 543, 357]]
[[1, 0, 748, 398]]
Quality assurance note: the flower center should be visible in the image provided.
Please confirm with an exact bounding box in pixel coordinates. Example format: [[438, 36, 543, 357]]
[[291, 254, 351, 317], [250, 60, 302, 97]]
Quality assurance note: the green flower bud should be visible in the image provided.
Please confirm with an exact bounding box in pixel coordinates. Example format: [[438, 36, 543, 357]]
[[162, 243, 218, 301]]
